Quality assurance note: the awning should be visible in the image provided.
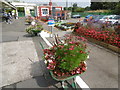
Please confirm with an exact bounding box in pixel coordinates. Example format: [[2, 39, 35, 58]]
[[1, 0, 16, 10]]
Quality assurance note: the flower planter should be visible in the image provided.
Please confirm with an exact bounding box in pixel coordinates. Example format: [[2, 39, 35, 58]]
[[86, 37, 100, 45], [99, 42, 109, 49], [108, 44, 120, 53], [50, 71, 82, 81], [73, 32, 120, 53]]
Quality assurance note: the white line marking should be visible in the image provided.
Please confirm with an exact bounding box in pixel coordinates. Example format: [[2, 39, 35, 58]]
[[40, 31, 90, 89], [75, 76, 90, 90], [40, 31, 53, 47], [42, 36, 53, 47]]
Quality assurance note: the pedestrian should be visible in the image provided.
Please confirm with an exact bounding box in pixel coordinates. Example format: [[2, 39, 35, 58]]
[[7, 12, 12, 24], [3, 12, 7, 22], [3, 12, 9, 24]]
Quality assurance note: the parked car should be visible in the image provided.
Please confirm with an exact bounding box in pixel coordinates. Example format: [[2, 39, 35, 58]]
[[71, 15, 81, 18], [85, 14, 93, 18], [107, 15, 120, 25], [84, 14, 93, 22], [99, 15, 117, 23], [91, 15, 104, 23]]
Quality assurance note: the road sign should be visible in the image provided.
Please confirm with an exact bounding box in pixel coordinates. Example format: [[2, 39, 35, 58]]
[[48, 18, 55, 26]]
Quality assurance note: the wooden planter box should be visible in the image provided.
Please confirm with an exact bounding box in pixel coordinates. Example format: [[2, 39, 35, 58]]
[[108, 45, 120, 53], [73, 33, 120, 53], [99, 42, 109, 49]]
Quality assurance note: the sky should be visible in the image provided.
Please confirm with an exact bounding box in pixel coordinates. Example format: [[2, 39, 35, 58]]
[[18, 0, 91, 7]]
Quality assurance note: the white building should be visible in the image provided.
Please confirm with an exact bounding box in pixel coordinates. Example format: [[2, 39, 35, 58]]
[[11, 2, 37, 17]]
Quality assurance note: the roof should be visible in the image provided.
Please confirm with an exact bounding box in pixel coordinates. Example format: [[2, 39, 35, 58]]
[[1, 0, 16, 9], [11, 2, 36, 6]]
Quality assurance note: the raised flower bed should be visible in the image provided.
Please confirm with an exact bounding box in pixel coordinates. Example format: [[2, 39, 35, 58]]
[[26, 23, 43, 36], [25, 16, 33, 25], [43, 34, 89, 80], [55, 22, 75, 31], [74, 26, 120, 53]]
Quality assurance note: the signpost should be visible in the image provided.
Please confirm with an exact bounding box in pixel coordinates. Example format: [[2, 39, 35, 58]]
[[48, 18, 55, 37]]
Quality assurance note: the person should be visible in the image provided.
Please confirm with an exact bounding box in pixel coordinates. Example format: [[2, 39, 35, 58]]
[[7, 12, 12, 24], [3, 12, 8, 23]]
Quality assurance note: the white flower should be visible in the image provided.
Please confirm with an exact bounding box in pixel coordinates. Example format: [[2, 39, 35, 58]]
[[44, 60, 47, 64]]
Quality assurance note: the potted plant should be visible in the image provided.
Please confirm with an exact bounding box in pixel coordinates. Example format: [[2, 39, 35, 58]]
[[43, 34, 89, 80], [26, 24, 43, 36]]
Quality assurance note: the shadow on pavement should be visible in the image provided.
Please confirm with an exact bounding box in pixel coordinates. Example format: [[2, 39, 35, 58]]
[[30, 60, 60, 88], [23, 34, 35, 37]]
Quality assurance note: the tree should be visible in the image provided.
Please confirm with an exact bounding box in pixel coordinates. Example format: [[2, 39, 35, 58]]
[[113, 2, 120, 15], [85, 6, 91, 11], [73, 3, 78, 8], [90, 2, 103, 10], [72, 3, 78, 12], [90, 2, 118, 10]]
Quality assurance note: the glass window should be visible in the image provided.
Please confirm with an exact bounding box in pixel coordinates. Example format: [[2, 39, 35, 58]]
[[42, 9, 48, 15], [57, 13, 60, 16], [62, 13, 64, 16], [55, 8, 61, 11]]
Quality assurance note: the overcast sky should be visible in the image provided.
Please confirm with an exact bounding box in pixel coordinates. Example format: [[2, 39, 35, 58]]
[[19, 0, 91, 2], [18, 0, 91, 7]]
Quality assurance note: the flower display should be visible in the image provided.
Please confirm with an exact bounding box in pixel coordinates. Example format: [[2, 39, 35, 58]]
[[75, 26, 120, 48], [55, 22, 75, 31], [43, 34, 88, 77], [26, 23, 43, 36]]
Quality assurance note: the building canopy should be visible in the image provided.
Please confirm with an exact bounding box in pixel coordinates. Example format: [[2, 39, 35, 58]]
[[1, 0, 16, 10]]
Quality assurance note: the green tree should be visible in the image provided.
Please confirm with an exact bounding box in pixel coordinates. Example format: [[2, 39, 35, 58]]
[[90, 2, 118, 10], [72, 3, 78, 12], [73, 3, 78, 8], [85, 6, 91, 11], [90, 2, 103, 10], [113, 2, 120, 15]]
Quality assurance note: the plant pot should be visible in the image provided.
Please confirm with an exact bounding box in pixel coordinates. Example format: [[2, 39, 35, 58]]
[[50, 71, 81, 81], [49, 61, 87, 81]]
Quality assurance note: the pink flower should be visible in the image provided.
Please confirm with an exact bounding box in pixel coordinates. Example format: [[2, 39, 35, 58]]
[[69, 47, 74, 50], [64, 52, 67, 55], [69, 41, 75, 44]]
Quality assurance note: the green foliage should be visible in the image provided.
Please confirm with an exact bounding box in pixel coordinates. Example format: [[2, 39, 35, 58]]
[[74, 7, 85, 12], [73, 3, 78, 8], [56, 44, 87, 71], [90, 2, 118, 10], [64, 7, 72, 11], [112, 2, 120, 15], [85, 6, 91, 11], [26, 24, 43, 35]]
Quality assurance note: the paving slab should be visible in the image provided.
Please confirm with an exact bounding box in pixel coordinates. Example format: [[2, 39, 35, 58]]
[[1, 40, 41, 87], [16, 76, 48, 88], [2, 35, 19, 42]]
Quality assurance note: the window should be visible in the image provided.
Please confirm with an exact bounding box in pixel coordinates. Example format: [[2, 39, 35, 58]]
[[57, 13, 60, 16], [41, 8, 49, 16], [55, 8, 61, 11], [42, 9, 48, 14], [62, 13, 64, 16]]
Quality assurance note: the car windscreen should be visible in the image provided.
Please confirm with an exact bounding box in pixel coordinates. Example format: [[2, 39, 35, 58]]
[[114, 16, 120, 20]]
